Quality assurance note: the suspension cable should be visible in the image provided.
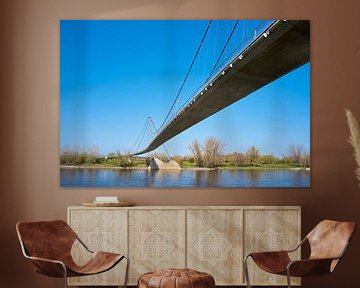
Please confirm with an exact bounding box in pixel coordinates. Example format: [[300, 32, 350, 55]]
[[148, 117, 170, 158], [206, 20, 239, 83], [133, 118, 150, 154], [158, 20, 213, 131], [130, 118, 148, 154], [136, 122, 148, 153]]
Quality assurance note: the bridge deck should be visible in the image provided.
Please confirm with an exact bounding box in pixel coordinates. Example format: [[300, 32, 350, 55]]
[[135, 20, 310, 155]]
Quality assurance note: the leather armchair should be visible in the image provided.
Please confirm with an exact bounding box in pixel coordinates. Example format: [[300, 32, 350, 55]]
[[16, 220, 129, 288], [244, 220, 356, 288]]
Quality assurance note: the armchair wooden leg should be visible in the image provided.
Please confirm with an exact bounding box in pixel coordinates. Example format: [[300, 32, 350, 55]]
[[244, 255, 252, 288]]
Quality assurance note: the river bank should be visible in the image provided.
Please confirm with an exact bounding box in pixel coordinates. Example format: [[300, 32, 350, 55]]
[[60, 165, 310, 171]]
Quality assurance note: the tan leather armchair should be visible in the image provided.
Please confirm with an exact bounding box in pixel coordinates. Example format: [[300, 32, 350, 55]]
[[16, 220, 129, 288], [244, 220, 356, 288]]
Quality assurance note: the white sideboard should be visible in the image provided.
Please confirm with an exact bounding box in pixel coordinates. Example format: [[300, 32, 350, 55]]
[[67, 206, 301, 286]]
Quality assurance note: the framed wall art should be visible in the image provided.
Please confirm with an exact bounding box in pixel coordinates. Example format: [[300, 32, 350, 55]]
[[60, 20, 310, 187]]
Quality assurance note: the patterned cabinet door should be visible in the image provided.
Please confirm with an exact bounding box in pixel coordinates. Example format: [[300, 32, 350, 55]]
[[68, 208, 128, 286], [187, 209, 243, 285], [128, 209, 186, 284], [243, 208, 301, 286]]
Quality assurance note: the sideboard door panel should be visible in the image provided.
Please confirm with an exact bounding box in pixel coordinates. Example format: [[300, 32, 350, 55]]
[[243, 209, 301, 286], [128, 209, 186, 284], [186, 209, 243, 285], [68, 208, 127, 286]]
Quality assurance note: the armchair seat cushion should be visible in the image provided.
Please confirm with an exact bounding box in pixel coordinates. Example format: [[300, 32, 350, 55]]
[[250, 251, 291, 274], [66, 251, 125, 276]]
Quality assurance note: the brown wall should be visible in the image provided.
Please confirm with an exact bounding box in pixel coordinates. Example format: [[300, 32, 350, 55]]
[[1, 0, 360, 287]]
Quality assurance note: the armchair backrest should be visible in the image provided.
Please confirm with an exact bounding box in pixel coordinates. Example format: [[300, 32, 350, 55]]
[[307, 220, 356, 261], [16, 220, 77, 261]]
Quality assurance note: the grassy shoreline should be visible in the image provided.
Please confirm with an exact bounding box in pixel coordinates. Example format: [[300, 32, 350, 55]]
[[60, 164, 310, 171]]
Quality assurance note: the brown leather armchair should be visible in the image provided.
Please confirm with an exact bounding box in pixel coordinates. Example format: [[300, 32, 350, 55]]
[[16, 220, 129, 288], [244, 220, 356, 288]]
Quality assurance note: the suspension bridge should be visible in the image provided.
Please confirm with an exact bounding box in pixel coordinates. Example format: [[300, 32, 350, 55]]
[[131, 20, 310, 156]]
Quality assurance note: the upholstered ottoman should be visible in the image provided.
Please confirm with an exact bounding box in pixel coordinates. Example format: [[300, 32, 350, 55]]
[[138, 268, 215, 288]]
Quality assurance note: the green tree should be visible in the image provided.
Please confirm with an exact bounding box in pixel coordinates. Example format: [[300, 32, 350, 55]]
[[226, 152, 247, 166], [189, 139, 204, 167], [203, 137, 224, 168], [245, 146, 261, 166], [288, 144, 304, 166], [60, 146, 99, 165], [300, 151, 310, 167], [111, 151, 132, 167], [260, 154, 277, 165]]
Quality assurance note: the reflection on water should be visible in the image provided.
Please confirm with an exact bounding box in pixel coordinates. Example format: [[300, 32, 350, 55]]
[[60, 168, 310, 187]]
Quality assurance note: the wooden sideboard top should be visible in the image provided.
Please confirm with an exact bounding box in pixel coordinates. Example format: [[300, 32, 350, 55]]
[[69, 205, 301, 210]]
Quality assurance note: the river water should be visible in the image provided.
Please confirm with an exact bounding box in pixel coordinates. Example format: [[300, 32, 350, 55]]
[[60, 168, 310, 187]]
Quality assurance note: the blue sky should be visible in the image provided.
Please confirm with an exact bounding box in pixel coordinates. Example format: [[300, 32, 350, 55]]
[[60, 20, 310, 157]]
